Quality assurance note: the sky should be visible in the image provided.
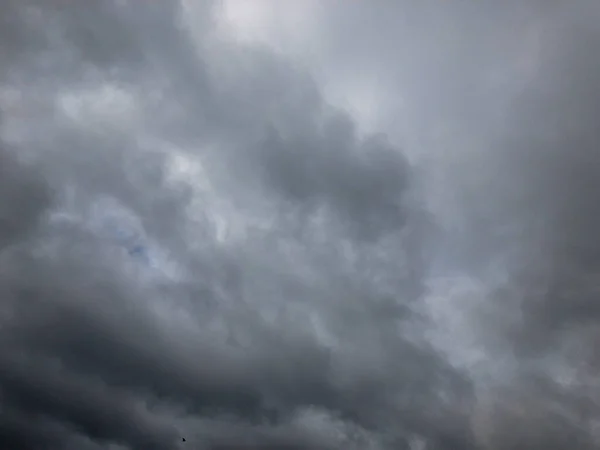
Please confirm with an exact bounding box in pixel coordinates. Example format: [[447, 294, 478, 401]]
[[1, 0, 600, 449]]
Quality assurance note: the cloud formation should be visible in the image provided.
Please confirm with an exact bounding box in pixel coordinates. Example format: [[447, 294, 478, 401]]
[[2, 1, 600, 449]]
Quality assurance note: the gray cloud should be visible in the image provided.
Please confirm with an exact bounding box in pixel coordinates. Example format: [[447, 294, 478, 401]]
[[3, 0, 600, 449], [257, 117, 411, 240], [0, 1, 462, 449], [0, 149, 52, 250]]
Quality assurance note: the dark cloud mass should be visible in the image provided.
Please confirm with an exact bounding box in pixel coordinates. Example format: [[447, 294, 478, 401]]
[[2, 0, 600, 449]]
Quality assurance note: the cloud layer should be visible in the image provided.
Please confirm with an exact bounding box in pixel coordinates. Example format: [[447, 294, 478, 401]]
[[2, 1, 600, 449]]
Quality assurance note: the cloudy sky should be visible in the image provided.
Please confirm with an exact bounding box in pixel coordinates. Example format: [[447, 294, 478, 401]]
[[2, 0, 600, 449]]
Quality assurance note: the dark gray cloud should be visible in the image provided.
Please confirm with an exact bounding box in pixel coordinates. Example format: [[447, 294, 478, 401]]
[[0, 1, 463, 449], [2, 1, 600, 449], [257, 118, 411, 240], [0, 149, 52, 250]]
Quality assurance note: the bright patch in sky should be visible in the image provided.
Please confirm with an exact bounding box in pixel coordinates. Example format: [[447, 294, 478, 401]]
[[213, 0, 385, 136]]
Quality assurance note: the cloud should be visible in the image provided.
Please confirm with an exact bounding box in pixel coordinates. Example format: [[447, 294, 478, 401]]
[[3, 0, 600, 449], [0, 149, 52, 250], [0, 1, 459, 449]]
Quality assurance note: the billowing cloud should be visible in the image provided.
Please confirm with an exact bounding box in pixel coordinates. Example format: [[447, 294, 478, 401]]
[[2, 1, 600, 449]]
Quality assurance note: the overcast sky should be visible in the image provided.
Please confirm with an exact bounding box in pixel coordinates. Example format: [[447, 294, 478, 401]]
[[2, 1, 600, 449]]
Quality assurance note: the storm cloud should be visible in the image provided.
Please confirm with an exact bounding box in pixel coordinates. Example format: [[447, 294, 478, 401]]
[[1, 1, 600, 449]]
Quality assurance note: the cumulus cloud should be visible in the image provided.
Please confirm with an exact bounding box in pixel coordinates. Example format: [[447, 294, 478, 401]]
[[2, 1, 600, 449]]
